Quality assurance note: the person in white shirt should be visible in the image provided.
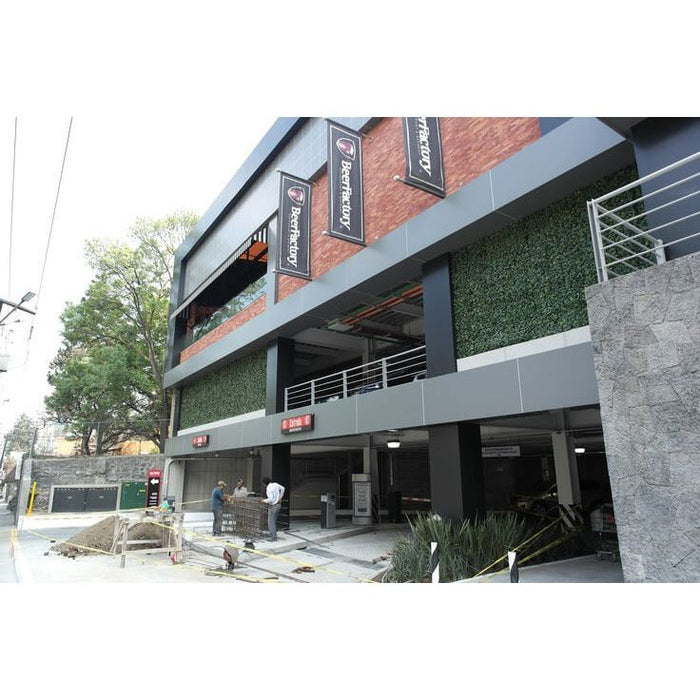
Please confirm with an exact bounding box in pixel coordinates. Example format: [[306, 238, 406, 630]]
[[232, 479, 248, 498], [262, 477, 285, 541]]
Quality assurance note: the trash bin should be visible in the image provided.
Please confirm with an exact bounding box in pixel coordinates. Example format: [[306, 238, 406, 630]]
[[387, 490, 402, 523], [320, 493, 336, 528]]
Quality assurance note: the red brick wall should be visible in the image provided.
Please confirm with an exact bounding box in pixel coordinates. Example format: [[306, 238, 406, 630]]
[[179, 294, 267, 362], [181, 117, 540, 362], [277, 117, 540, 300]]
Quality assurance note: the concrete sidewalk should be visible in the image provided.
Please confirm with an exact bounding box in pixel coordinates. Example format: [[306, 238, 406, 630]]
[[5, 509, 408, 584], [1, 505, 624, 584]]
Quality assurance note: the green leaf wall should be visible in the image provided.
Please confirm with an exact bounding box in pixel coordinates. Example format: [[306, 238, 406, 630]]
[[178, 349, 267, 429], [451, 167, 638, 358]]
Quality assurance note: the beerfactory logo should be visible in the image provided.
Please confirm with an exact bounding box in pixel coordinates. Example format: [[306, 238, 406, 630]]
[[287, 186, 305, 205], [336, 138, 356, 160], [416, 117, 432, 176]]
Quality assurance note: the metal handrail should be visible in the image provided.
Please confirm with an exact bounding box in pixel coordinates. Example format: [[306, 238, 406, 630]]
[[588, 151, 700, 281], [285, 345, 427, 410]]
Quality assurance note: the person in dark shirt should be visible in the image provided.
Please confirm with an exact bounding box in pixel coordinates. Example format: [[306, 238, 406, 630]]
[[211, 480, 227, 536]]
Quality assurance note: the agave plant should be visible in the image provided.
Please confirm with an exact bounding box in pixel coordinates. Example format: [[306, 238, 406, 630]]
[[385, 511, 532, 583]]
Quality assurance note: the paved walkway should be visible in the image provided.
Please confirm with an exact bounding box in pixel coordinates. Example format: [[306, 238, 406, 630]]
[[1, 504, 624, 584]]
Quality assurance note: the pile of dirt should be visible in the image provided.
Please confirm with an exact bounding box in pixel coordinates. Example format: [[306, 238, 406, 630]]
[[51, 515, 166, 558]]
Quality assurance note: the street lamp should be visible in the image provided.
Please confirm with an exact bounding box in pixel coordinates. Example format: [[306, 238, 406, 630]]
[[0, 292, 36, 326]]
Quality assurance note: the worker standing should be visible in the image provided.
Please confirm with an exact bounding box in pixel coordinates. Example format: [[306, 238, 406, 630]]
[[211, 480, 227, 536], [233, 478, 248, 498], [262, 477, 285, 541]]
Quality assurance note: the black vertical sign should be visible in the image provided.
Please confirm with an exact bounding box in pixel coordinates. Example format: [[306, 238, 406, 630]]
[[276, 172, 312, 279], [327, 120, 365, 245], [146, 469, 162, 508], [402, 117, 446, 198]]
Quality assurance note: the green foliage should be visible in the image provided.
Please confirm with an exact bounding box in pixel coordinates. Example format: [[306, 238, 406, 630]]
[[451, 167, 639, 358], [3, 413, 40, 454], [385, 511, 531, 583], [178, 350, 267, 429], [45, 210, 197, 452]]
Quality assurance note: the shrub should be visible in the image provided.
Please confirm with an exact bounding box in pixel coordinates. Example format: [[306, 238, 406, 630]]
[[384, 511, 531, 583]]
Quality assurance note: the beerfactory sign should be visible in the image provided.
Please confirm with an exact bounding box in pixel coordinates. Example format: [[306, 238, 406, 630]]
[[327, 120, 365, 245], [276, 171, 312, 279], [402, 117, 445, 198]]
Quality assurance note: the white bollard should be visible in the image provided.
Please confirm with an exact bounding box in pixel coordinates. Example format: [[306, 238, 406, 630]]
[[508, 550, 519, 583], [430, 541, 439, 583]]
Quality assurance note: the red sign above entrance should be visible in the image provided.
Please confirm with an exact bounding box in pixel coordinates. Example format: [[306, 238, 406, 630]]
[[281, 413, 314, 434], [192, 434, 209, 447]]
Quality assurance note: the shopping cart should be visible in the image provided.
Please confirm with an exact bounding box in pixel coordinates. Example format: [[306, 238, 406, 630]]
[[222, 497, 268, 549], [590, 504, 619, 561]]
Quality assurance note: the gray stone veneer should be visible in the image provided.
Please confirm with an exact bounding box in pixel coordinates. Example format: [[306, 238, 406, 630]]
[[25, 454, 167, 512], [585, 251, 700, 582]]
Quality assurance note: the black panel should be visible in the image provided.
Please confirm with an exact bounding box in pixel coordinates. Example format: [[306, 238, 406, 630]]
[[51, 488, 86, 513], [631, 118, 700, 259], [84, 487, 118, 512], [266, 337, 295, 414], [422, 254, 456, 377]]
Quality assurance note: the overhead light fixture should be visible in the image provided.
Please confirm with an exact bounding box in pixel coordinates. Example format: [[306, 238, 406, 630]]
[[20, 291, 36, 304], [574, 447, 586, 454], [387, 438, 400, 449]]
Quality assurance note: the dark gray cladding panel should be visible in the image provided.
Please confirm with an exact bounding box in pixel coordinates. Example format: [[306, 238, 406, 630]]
[[217, 420, 243, 446], [165, 342, 599, 457], [404, 174, 496, 258], [301, 398, 358, 439], [356, 384, 426, 433], [239, 417, 274, 447], [491, 118, 632, 218], [518, 343, 599, 412], [423, 362, 523, 423]]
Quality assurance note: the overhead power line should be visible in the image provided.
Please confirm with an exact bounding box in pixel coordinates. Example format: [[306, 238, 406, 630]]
[[8, 117, 17, 297], [35, 117, 74, 308]]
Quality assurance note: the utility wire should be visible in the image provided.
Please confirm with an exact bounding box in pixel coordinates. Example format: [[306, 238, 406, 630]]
[[8, 117, 17, 297], [27, 117, 73, 346]]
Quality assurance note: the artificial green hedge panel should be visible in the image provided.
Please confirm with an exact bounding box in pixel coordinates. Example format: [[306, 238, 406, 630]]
[[451, 166, 638, 358], [178, 349, 266, 429]]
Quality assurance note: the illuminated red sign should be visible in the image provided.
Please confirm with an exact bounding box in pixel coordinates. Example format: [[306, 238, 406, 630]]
[[281, 413, 314, 434], [192, 434, 209, 447]]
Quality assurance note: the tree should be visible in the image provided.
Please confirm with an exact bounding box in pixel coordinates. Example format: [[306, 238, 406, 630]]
[[45, 210, 196, 453], [3, 412, 40, 454]]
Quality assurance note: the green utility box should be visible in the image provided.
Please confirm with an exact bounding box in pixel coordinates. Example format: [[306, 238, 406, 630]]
[[120, 481, 147, 510]]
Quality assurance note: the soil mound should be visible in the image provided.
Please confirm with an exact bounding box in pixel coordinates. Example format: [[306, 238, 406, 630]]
[[52, 515, 166, 558]]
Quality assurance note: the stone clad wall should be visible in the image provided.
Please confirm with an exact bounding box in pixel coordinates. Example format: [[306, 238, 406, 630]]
[[26, 454, 167, 512], [585, 252, 700, 582]]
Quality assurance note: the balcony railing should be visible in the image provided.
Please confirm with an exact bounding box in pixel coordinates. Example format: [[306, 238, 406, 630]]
[[587, 151, 700, 282], [285, 345, 427, 411]]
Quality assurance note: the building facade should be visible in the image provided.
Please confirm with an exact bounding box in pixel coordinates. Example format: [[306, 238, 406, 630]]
[[163, 117, 700, 582]]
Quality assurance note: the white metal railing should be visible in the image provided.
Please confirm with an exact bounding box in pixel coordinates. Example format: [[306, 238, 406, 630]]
[[587, 151, 700, 281], [285, 345, 427, 411]]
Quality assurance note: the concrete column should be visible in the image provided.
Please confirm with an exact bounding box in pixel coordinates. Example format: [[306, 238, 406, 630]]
[[428, 422, 485, 522], [551, 431, 581, 505], [261, 443, 291, 530]]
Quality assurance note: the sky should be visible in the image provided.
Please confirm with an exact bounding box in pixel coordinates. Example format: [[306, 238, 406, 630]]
[[1, 2, 690, 436], [0, 112, 277, 433]]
